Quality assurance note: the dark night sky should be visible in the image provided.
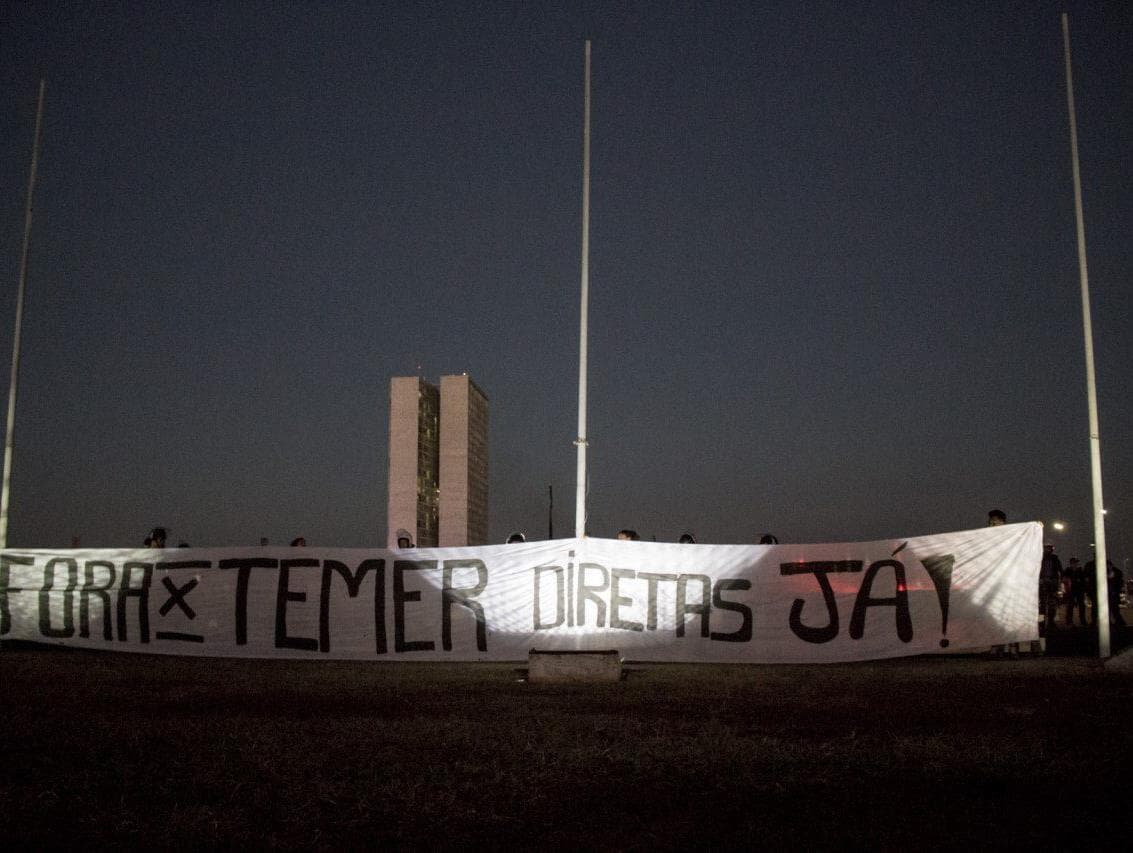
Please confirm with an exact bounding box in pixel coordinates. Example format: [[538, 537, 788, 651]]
[[1, 1, 1130, 557]]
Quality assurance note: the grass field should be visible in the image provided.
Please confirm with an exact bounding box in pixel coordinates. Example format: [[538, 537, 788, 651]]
[[3, 640, 1131, 850]]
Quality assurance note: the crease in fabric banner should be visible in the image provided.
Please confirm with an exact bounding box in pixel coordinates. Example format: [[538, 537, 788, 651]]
[[0, 522, 1041, 663]]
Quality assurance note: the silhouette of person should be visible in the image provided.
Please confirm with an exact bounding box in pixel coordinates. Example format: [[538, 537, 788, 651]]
[[1038, 543, 1063, 635], [1108, 561, 1126, 628], [1064, 557, 1088, 626]]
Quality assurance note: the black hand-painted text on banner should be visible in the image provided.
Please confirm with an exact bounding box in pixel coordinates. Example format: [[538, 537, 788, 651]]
[[0, 524, 1041, 663]]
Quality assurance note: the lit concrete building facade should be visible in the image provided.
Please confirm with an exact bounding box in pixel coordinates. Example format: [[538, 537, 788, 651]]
[[386, 374, 488, 548], [387, 377, 441, 547], [438, 374, 489, 547]]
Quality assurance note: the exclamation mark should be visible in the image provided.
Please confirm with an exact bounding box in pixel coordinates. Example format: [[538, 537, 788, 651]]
[[919, 555, 955, 648]]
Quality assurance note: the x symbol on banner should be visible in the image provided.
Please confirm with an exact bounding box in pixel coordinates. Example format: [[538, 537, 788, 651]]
[[159, 576, 198, 620]]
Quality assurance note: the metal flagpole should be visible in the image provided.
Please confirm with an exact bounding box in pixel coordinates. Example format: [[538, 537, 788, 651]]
[[1061, 14, 1110, 656], [574, 40, 591, 538], [0, 80, 47, 550]]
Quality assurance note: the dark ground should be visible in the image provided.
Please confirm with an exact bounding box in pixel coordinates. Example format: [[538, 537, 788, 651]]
[[2, 624, 1131, 850]]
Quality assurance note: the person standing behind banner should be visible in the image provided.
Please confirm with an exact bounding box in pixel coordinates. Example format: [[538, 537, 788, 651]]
[[1064, 557, 1088, 626], [1038, 543, 1063, 635], [1085, 555, 1098, 624], [1107, 560, 1126, 628], [1082, 551, 1123, 626]]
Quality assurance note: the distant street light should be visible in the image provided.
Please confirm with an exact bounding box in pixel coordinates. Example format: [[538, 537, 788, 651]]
[[1052, 521, 1066, 531]]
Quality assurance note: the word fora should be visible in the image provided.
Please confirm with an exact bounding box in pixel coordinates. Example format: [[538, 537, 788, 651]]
[[0, 555, 490, 654]]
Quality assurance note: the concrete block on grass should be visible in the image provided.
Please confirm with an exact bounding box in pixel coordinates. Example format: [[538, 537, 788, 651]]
[[528, 649, 621, 683]]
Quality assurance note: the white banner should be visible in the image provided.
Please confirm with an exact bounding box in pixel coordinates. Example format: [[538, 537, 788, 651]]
[[1, 523, 1041, 663]]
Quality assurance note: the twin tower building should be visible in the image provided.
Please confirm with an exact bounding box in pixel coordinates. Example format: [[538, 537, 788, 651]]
[[386, 375, 489, 549]]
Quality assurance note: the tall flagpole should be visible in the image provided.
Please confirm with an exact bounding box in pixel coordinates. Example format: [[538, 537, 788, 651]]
[[1061, 14, 1110, 656], [574, 41, 591, 538], [0, 80, 47, 550]]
